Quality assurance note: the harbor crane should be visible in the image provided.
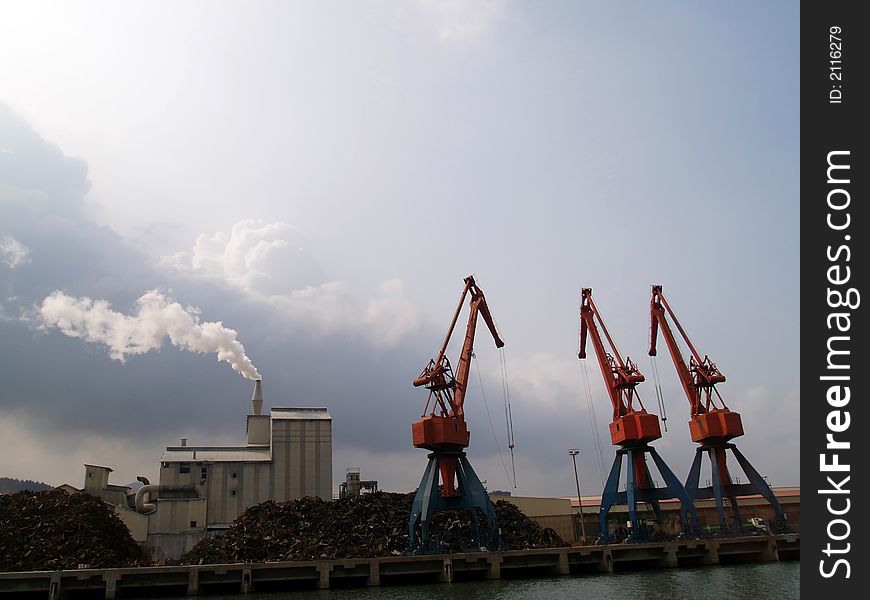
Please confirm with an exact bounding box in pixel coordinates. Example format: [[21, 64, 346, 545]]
[[578, 288, 699, 542], [408, 275, 502, 553], [649, 285, 788, 534]]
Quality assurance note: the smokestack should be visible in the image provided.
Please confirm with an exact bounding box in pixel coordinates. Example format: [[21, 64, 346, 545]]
[[252, 379, 263, 416]]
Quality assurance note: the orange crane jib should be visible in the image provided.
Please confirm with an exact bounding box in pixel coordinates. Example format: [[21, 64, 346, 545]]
[[649, 285, 744, 445], [411, 276, 503, 495], [578, 288, 661, 447]]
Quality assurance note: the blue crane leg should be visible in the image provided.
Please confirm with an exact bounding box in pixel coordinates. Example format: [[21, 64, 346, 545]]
[[599, 452, 623, 542], [708, 447, 728, 531], [456, 455, 500, 549], [642, 461, 664, 523], [729, 445, 787, 521], [647, 447, 700, 535], [685, 448, 704, 497], [408, 454, 441, 553], [408, 452, 500, 553], [625, 452, 638, 533]]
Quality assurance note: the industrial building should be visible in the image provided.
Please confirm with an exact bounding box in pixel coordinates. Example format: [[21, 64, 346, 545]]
[[64, 375, 798, 560], [492, 488, 800, 545], [71, 381, 333, 559], [567, 487, 801, 542]]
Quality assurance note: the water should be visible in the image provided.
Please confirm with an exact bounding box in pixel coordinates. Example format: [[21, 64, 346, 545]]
[[164, 562, 798, 600]]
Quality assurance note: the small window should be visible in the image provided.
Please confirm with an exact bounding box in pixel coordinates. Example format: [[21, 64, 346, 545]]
[[200, 467, 207, 479], [190, 521, 197, 528], [179, 463, 191, 474], [230, 490, 237, 496], [231, 472, 237, 479]]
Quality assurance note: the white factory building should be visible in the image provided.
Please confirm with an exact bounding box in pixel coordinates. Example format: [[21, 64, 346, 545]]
[[74, 381, 332, 559]]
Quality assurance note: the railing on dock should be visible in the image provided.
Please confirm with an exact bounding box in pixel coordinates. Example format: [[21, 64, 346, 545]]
[[0, 534, 799, 599]]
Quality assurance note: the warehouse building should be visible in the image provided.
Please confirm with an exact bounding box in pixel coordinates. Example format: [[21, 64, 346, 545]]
[[489, 488, 800, 545], [565, 487, 801, 542]]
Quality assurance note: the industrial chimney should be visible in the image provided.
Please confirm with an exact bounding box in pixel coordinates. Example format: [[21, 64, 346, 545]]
[[247, 379, 270, 445], [252, 379, 263, 416]]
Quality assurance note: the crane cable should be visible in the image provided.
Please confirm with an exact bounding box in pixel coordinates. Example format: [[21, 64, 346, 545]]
[[488, 301, 517, 489], [499, 348, 517, 489], [581, 360, 608, 489], [649, 355, 668, 432], [473, 355, 514, 489]]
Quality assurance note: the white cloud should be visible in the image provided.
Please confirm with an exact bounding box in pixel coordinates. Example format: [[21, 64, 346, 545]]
[[268, 281, 355, 333], [266, 279, 423, 347], [165, 220, 422, 347], [502, 353, 585, 409], [163, 219, 316, 296], [0, 235, 30, 268], [363, 279, 422, 348], [413, 0, 508, 44]]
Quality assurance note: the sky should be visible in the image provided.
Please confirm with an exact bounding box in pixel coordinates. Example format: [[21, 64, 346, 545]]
[[0, 1, 798, 498]]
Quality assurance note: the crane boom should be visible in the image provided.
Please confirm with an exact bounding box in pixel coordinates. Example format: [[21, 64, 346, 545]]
[[647, 284, 788, 534], [413, 276, 503, 422], [577, 287, 700, 542], [578, 288, 659, 446], [411, 276, 503, 494], [407, 275, 504, 552], [649, 285, 742, 444]]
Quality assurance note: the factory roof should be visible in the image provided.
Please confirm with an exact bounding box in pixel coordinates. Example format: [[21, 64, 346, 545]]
[[271, 407, 332, 420], [161, 446, 272, 463]]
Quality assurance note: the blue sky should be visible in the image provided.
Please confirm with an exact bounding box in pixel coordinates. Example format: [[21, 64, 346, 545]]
[[0, 1, 798, 496]]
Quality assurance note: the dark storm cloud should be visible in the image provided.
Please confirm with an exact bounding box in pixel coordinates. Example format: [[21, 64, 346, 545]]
[[0, 105, 643, 496], [0, 106, 437, 456], [1, 105, 254, 437]]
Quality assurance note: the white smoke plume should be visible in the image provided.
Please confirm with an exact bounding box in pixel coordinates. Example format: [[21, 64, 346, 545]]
[[38, 290, 261, 380]]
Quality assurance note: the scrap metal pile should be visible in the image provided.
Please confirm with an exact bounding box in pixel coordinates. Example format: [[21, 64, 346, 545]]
[[0, 490, 146, 572], [494, 499, 565, 549], [179, 492, 565, 565]]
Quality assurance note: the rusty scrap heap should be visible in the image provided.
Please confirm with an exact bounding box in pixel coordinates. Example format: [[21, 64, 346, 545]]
[[179, 492, 565, 565], [0, 490, 146, 572]]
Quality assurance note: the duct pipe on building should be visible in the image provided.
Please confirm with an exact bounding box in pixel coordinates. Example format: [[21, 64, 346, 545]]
[[135, 484, 199, 514]]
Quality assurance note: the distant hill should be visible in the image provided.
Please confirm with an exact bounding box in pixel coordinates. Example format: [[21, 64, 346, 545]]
[[0, 477, 52, 494]]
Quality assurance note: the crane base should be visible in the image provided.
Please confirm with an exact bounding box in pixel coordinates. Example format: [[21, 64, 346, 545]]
[[408, 451, 500, 554], [599, 444, 700, 544], [686, 442, 789, 535]]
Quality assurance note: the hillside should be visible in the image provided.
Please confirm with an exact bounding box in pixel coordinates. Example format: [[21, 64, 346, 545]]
[[0, 477, 52, 494]]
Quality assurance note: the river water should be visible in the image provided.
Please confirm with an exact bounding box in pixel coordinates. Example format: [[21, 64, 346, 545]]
[[165, 562, 798, 600]]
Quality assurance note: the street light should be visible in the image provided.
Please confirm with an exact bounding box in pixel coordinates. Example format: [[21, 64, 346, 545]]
[[568, 449, 587, 543]]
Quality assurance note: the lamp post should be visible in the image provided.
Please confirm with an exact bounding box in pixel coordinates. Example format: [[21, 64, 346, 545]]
[[569, 449, 587, 542]]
